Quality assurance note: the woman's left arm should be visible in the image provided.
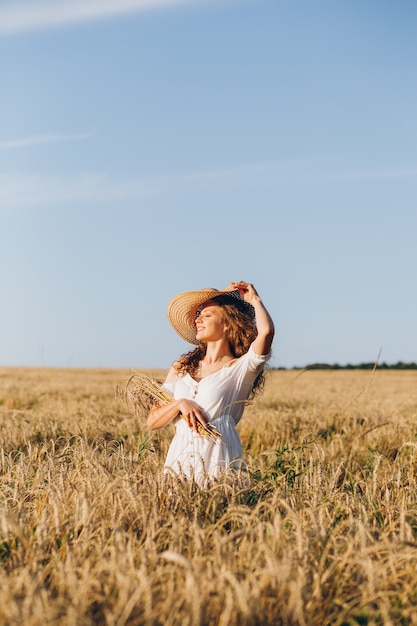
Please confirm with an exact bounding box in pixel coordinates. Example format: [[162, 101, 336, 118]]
[[228, 281, 275, 356]]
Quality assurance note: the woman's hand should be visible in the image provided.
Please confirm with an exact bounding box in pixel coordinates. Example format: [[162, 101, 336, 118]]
[[147, 396, 209, 432], [226, 281, 259, 305], [177, 398, 210, 433]]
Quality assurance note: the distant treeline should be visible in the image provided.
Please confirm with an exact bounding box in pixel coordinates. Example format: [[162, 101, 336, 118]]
[[277, 362, 417, 371]]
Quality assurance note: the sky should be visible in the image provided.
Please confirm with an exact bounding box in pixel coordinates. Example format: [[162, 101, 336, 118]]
[[1, 0, 416, 370]]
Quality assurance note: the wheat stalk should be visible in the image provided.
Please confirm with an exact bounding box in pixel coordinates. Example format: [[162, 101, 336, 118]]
[[116, 371, 221, 442]]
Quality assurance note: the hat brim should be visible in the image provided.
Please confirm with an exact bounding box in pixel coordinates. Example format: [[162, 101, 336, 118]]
[[167, 288, 253, 344]]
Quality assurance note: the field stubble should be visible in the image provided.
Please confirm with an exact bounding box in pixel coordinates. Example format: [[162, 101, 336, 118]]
[[0, 366, 417, 625]]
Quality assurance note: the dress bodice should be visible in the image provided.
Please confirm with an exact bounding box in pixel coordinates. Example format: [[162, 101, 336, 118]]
[[163, 344, 270, 426]]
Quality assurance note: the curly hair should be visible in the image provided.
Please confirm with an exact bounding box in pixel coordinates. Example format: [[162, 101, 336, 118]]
[[173, 297, 266, 401]]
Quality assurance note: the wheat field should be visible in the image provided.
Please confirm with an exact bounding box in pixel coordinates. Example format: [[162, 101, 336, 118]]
[[0, 366, 417, 626]]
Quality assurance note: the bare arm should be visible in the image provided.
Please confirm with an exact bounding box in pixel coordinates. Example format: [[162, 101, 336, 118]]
[[147, 367, 209, 433], [227, 281, 275, 356]]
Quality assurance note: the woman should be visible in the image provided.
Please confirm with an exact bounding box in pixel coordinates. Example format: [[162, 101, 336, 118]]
[[147, 281, 275, 487]]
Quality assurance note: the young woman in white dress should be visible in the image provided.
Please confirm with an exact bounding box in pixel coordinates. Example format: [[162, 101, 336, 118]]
[[147, 281, 275, 487]]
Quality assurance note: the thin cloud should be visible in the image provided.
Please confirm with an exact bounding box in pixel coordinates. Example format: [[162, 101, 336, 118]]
[[0, 173, 108, 209], [0, 0, 211, 37], [0, 132, 93, 150], [0, 158, 322, 210], [329, 165, 417, 182], [1, 159, 416, 210]]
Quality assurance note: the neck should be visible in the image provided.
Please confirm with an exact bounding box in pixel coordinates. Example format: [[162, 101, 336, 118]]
[[203, 341, 233, 364]]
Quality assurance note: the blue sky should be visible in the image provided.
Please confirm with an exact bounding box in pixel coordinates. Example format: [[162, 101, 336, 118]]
[[1, 0, 416, 369]]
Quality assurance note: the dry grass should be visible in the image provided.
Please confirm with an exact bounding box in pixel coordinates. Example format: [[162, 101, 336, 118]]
[[0, 366, 417, 625]]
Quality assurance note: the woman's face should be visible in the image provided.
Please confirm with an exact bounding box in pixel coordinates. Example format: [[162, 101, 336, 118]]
[[195, 302, 228, 343]]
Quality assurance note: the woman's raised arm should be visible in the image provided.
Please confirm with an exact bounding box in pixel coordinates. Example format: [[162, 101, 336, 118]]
[[227, 281, 275, 356]]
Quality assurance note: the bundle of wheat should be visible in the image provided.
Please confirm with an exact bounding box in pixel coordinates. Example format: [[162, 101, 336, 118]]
[[116, 371, 221, 442]]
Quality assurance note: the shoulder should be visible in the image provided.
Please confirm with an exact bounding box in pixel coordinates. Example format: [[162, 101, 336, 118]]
[[249, 343, 272, 360], [165, 364, 180, 383], [238, 344, 271, 368]]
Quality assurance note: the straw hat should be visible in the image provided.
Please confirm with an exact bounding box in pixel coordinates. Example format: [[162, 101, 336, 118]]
[[167, 288, 255, 344]]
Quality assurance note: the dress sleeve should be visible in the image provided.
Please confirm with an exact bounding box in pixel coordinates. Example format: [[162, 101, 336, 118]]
[[246, 343, 271, 370], [162, 379, 176, 397]]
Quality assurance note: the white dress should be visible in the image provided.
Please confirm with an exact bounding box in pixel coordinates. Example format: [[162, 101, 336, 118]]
[[163, 344, 271, 487]]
